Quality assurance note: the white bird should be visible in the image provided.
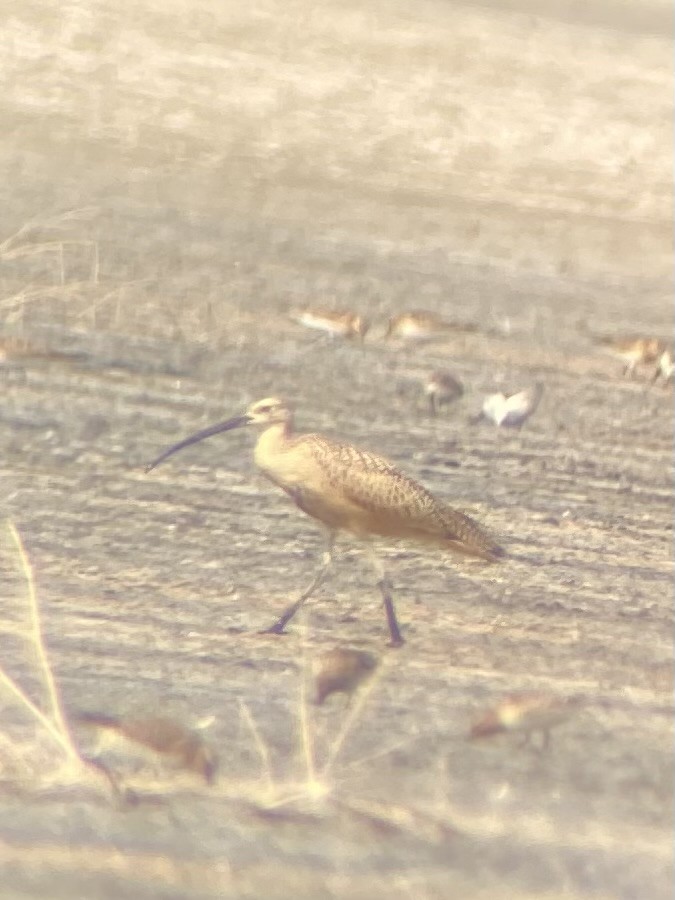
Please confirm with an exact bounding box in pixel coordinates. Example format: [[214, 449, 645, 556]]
[[652, 348, 674, 384], [480, 384, 543, 428]]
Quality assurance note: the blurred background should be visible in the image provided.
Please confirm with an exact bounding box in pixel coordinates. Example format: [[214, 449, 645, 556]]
[[1, 0, 671, 351]]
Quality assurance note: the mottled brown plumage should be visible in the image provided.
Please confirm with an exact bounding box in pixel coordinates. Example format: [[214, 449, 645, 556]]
[[314, 648, 379, 704], [147, 397, 504, 645], [255, 427, 501, 561]]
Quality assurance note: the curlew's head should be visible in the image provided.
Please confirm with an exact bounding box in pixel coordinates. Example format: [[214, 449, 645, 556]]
[[244, 397, 292, 426], [145, 397, 292, 472]]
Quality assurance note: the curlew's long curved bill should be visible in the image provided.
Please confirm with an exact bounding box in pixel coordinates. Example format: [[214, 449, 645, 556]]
[[145, 413, 251, 472]]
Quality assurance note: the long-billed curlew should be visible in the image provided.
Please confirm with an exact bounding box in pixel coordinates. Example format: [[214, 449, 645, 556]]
[[146, 398, 504, 646]]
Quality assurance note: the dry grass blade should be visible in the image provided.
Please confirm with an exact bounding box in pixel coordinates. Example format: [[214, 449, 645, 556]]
[[335, 796, 459, 843], [320, 655, 388, 779], [72, 278, 155, 323], [0, 239, 96, 263], [0, 281, 95, 312], [2, 520, 81, 764], [238, 699, 276, 799], [0, 207, 99, 254]]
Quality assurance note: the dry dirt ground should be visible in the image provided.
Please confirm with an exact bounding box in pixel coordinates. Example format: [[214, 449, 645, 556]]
[[0, 0, 673, 897]]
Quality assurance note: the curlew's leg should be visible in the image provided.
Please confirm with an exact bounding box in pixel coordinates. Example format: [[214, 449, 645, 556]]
[[367, 549, 404, 647], [262, 533, 335, 635]]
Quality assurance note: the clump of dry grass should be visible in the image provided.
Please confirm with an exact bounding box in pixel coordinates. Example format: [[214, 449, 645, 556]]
[[0, 209, 100, 325], [0, 521, 217, 802], [223, 626, 459, 844], [0, 208, 158, 336], [0, 521, 454, 839], [0, 520, 88, 790], [0, 207, 100, 264], [230, 623, 390, 812]]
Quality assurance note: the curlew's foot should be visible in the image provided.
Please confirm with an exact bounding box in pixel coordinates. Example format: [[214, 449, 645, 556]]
[[258, 623, 290, 636]]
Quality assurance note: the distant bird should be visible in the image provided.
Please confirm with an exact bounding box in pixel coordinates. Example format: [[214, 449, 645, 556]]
[[313, 647, 378, 704], [652, 347, 674, 384], [479, 384, 543, 428], [75, 712, 218, 783], [469, 692, 579, 749], [423, 370, 464, 415], [146, 397, 504, 646], [597, 335, 666, 378], [290, 308, 369, 340], [385, 311, 477, 343], [0, 336, 85, 365]]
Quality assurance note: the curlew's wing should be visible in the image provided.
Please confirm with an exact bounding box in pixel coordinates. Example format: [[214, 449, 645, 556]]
[[304, 436, 503, 560]]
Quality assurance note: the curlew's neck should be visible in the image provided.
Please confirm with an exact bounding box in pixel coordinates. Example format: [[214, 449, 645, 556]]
[[253, 419, 295, 471]]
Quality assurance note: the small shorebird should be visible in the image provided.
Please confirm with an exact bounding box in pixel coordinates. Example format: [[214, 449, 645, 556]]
[[423, 370, 464, 415], [313, 648, 378, 705], [385, 311, 477, 343], [597, 335, 666, 378], [76, 712, 218, 783], [0, 336, 85, 364], [290, 308, 369, 340], [652, 347, 674, 384], [146, 397, 504, 646], [479, 384, 543, 428], [469, 692, 579, 749]]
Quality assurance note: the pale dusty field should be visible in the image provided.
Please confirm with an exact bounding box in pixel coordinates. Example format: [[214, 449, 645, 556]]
[[0, 0, 672, 898]]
